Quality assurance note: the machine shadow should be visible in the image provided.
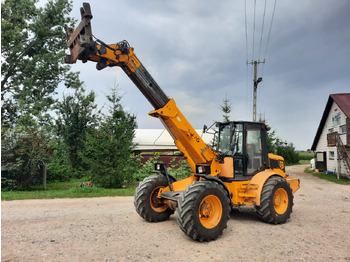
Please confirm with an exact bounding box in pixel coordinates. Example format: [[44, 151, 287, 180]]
[[229, 209, 261, 222]]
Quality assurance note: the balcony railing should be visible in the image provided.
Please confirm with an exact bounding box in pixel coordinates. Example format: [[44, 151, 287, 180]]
[[327, 132, 350, 173]]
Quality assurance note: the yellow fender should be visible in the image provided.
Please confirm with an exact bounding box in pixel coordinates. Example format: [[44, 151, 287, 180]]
[[247, 170, 285, 206]]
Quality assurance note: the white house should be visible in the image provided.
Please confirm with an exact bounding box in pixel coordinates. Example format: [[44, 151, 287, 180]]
[[133, 129, 214, 154], [311, 93, 350, 177]]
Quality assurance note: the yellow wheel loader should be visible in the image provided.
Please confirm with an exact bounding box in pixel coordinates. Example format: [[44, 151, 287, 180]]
[[66, 3, 300, 242]]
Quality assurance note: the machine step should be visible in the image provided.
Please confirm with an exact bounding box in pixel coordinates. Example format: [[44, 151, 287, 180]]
[[160, 191, 182, 201]]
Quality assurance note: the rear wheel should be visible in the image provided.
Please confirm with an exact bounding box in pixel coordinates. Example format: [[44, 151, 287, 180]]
[[257, 176, 293, 224], [176, 181, 230, 241], [134, 175, 174, 222]]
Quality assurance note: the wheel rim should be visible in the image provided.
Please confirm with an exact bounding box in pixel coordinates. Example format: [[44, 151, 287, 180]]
[[199, 195, 222, 229], [150, 186, 167, 212], [273, 188, 288, 214]]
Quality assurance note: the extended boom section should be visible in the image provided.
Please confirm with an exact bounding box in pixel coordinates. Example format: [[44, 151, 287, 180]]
[[65, 3, 218, 175], [65, 4, 168, 109]]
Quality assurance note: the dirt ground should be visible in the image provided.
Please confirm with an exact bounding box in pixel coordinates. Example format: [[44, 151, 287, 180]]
[[2, 165, 350, 262]]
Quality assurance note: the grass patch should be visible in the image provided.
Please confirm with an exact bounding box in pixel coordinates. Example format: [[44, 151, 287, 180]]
[[298, 152, 314, 165], [298, 159, 311, 165], [304, 167, 350, 185], [1, 180, 136, 201], [299, 152, 314, 160]]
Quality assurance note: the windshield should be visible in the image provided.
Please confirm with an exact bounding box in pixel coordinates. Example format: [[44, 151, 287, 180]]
[[217, 123, 243, 155]]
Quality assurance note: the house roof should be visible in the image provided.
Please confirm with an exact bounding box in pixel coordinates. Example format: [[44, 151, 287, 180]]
[[311, 93, 350, 151], [331, 93, 350, 118], [133, 129, 214, 151]]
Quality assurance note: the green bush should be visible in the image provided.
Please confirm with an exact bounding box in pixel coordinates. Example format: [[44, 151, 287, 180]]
[[1, 127, 52, 190], [132, 155, 160, 182], [1, 178, 17, 191], [131, 155, 193, 182], [82, 129, 135, 188], [167, 157, 193, 180], [45, 140, 73, 182], [276, 144, 299, 165]]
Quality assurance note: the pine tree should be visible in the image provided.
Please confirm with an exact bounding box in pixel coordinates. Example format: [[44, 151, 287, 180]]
[[220, 93, 232, 122], [81, 87, 137, 188]]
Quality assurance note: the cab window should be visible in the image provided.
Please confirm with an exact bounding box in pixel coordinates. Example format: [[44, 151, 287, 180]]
[[217, 124, 243, 156], [246, 126, 262, 175]]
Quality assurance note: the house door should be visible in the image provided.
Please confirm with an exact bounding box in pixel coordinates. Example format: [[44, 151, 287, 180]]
[[315, 151, 327, 172]]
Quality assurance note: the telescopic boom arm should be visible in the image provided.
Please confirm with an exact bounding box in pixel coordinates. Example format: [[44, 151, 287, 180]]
[[65, 3, 220, 176]]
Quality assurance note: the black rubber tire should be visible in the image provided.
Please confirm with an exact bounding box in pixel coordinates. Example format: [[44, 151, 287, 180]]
[[256, 176, 294, 224], [134, 175, 174, 222], [176, 181, 231, 242]]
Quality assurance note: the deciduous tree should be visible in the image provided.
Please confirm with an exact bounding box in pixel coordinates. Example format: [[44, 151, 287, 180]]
[[1, 0, 81, 127]]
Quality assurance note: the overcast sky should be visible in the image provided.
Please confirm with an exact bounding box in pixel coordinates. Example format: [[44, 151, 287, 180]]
[[65, 0, 350, 150]]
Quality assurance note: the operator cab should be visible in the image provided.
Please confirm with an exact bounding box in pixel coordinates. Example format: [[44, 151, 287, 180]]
[[216, 121, 269, 181]]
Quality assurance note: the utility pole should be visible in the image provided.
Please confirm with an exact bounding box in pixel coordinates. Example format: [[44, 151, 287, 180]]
[[247, 60, 265, 122]]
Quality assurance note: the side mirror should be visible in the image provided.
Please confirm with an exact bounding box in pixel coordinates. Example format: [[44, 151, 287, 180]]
[[203, 124, 207, 134]]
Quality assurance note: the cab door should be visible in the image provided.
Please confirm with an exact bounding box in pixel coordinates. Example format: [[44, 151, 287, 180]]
[[245, 123, 267, 176]]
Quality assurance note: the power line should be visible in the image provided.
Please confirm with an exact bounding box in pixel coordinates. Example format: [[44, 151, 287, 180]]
[[258, 0, 267, 61], [244, 0, 277, 121], [261, 0, 277, 78], [252, 0, 256, 60], [244, 0, 249, 63], [244, 0, 249, 120], [263, 0, 277, 62]]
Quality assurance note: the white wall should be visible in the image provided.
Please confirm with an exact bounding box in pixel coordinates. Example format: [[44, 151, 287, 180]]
[[315, 101, 348, 176]]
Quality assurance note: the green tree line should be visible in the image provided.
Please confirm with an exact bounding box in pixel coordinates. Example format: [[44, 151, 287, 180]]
[[264, 127, 300, 165], [2, 0, 300, 191], [1, 0, 139, 190]]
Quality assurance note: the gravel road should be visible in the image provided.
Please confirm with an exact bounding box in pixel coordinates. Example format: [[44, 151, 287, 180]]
[[2, 165, 350, 262]]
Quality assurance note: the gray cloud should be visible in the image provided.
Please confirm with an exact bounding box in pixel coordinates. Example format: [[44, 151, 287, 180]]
[[68, 0, 350, 150]]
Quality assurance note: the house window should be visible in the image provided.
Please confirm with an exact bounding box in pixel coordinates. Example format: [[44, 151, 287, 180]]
[[332, 113, 341, 126], [340, 125, 347, 134], [328, 128, 334, 133], [316, 152, 325, 162], [329, 151, 335, 160]]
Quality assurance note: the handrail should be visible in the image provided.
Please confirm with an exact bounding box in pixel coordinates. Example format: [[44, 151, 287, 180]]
[[328, 132, 350, 173]]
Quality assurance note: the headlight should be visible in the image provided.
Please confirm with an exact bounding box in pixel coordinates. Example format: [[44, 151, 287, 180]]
[[196, 165, 210, 175], [198, 166, 204, 173]]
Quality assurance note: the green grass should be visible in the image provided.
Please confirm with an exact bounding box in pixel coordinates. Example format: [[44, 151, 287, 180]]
[[1, 180, 136, 201], [298, 152, 314, 165], [299, 152, 314, 160], [298, 159, 311, 165], [304, 167, 350, 185]]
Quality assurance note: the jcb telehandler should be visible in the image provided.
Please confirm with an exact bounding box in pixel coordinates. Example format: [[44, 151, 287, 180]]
[[65, 3, 300, 241]]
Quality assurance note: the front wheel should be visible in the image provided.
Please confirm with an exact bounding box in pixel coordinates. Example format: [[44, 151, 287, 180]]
[[176, 181, 230, 242], [134, 175, 174, 222], [257, 176, 294, 224]]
